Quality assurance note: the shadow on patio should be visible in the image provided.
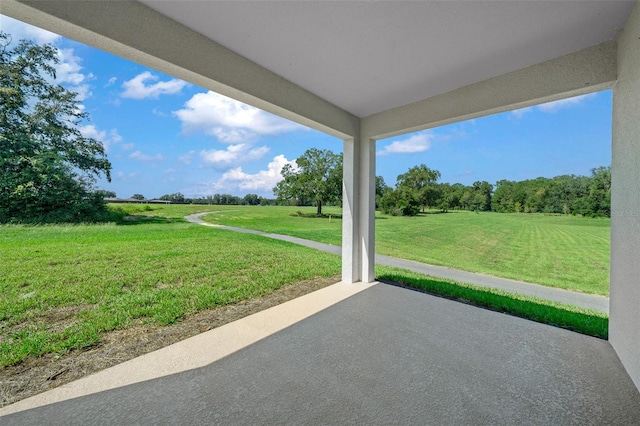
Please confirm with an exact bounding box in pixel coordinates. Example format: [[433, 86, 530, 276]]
[[2, 282, 639, 424]]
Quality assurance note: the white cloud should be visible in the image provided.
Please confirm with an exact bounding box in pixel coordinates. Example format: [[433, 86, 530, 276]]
[[200, 144, 269, 170], [114, 171, 139, 180], [106, 77, 117, 87], [78, 125, 122, 153], [79, 124, 105, 141], [71, 84, 92, 103], [537, 93, 597, 113], [173, 91, 302, 143], [212, 154, 293, 193], [510, 106, 533, 120], [128, 150, 165, 161], [512, 93, 597, 118], [377, 131, 433, 156], [52, 48, 94, 106], [121, 71, 187, 99], [55, 48, 89, 85], [178, 150, 195, 165], [173, 91, 303, 171], [0, 15, 60, 44], [120, 143, 135, 151], [109, 129, 123, 144], [152, 108, 167, 117]]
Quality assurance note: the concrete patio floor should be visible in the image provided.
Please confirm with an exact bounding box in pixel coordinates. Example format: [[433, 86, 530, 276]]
[[1, 282, 639, 425]]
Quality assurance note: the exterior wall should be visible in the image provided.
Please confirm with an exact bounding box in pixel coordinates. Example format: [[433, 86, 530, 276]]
[[611, 2, 640, 390]]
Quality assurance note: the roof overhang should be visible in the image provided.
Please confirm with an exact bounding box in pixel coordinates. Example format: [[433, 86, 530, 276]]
[[2, 1, 634, 139]]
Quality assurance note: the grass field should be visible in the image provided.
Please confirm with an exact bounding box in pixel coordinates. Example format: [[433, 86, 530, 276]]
[[1, 203, 609, 369], [0, 212, 341, 367], [201, 206, 610, 296]]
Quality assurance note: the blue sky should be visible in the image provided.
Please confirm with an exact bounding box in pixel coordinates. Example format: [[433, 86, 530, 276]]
[[2, 15, 612, 199]]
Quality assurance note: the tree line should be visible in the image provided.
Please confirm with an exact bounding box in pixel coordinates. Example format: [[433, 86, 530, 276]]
[[379, 166, 610, 217], [156, 192, 278, 206], [98, 191, 281, 206], [274, 148, 611, 218], [491, 167, 610, 216]]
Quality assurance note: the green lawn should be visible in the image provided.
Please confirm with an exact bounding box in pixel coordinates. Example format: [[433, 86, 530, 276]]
[[0, 217, 340, 367], [201, 206, 610, 295], [114, 203, 241, 219], [1, 204, 610, 367]]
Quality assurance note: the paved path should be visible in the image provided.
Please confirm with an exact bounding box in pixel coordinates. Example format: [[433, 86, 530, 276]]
[[185, 212, 609, 313]]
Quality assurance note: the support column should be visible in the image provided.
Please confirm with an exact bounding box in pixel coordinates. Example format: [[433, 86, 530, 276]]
[[610, 1, 640, 391], [342, 137, 361, 283], [359, 136, 376, 283], [342, 136, 376, 283]]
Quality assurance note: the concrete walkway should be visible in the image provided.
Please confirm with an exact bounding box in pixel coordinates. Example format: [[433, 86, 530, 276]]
[[186, 212, 610, 313], [2, 281, 638, 424]]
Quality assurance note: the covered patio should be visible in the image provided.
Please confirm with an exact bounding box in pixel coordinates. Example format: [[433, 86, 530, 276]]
[[2, 281, 639, 423], [2, 0, 640, 421]]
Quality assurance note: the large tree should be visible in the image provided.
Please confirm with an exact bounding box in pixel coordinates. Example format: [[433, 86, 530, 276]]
[[274, 148, 342, 216], [0, 32, 112, 223], [396, 164, 441, 212], [471, 180, 493, 212]]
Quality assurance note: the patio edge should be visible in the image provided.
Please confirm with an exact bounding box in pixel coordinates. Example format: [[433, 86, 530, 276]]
[[0, 281, 377, 416]]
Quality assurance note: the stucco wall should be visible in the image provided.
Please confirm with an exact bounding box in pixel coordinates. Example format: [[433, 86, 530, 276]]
[[611, 1, 640, 390]]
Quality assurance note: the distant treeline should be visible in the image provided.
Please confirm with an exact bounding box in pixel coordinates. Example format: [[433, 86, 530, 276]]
[[185, 193, 279, 206], [115, 192, 280, 206], [107, 166, 611, 218], [490, 166, 610, 217], [379, 165, 611, 218]]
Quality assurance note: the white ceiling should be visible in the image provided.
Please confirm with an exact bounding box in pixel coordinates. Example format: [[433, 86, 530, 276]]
[[140, 1, 634, 118]]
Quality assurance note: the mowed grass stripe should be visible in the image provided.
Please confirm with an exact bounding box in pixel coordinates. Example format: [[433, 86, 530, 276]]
[[0, 221, 341, 367], [201, 206, 610, 295], [376, 213, 609, 295]]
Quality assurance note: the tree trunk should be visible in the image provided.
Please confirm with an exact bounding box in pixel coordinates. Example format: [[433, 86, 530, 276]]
[[317, 200, 322, 216]]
